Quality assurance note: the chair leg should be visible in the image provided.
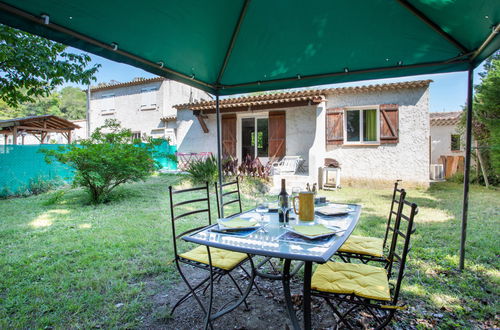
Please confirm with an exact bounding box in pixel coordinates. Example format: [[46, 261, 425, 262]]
[[171, 274, 211, 314], [322, 297, 356, 330], [227, 272, 250, 310], [239, 264, 262, 295], [173, 264, 210, 319]]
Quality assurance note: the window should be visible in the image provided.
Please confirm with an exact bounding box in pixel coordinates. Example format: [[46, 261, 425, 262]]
[[140, 87, 158, 110], [451, 134, 461, 151], [344, 107, 379, 144], [100, 93, 115, 114], [131, 131, 142, 140]]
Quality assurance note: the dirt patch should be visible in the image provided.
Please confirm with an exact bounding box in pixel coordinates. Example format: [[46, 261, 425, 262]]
[[140, 261, 397, 329]]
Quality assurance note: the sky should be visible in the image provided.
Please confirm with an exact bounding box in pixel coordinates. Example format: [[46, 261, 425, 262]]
[[64, 47, 485, 113]]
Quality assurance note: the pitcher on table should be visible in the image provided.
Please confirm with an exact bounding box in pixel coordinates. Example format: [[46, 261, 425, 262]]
[[292, 191, 315, 221]]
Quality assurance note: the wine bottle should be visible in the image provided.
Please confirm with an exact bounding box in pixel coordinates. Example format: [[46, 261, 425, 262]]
[[278, 178, 289, 209]]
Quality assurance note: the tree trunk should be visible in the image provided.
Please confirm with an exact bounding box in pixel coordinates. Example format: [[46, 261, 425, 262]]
[[475, 140, 489, 188]]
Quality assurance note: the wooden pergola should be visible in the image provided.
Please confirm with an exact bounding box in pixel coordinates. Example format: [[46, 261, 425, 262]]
[[0, 115, 80, 145]]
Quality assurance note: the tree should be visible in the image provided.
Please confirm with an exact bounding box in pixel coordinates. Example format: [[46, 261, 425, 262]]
[[59, 87, 87, 119], [42, 120, 162, 204], [463, 51, 500, 185], [0, 24, 98, 107]]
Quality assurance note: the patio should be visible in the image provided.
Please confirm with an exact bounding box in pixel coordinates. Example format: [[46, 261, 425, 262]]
[[0, 1, 498, 329], [0, 175, 498, 328]]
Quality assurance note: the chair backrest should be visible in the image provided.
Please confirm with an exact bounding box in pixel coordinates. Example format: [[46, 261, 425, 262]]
[[382, 180, 404, 249], [279, 156, 302, 172], [215, 178, 243, 219], [168, 182, 212, 259], [385, 190, 419, 306]]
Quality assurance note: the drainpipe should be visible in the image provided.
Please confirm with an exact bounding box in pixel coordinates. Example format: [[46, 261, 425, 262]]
[[86, 85, 91, 138]]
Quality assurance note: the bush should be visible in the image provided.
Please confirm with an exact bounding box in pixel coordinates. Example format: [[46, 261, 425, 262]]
[[27, 175, 63, 195], [186, 155, 218, 184], [42, 119, 161, 204]]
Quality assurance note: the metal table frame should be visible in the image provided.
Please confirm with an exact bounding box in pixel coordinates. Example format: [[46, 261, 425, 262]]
[[183, 204, 361, 329]]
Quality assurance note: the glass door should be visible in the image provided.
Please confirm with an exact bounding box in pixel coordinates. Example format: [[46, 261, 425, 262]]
[[240, 117, 269, 161]]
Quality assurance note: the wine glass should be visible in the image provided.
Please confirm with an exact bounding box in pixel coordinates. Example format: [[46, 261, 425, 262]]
[[255, 197, 268, 227], [291, 187, 301, 214]]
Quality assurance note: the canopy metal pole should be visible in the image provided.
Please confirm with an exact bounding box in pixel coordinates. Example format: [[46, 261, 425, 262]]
[[215, 94, 224, 217], [459, 65, 474, 271]]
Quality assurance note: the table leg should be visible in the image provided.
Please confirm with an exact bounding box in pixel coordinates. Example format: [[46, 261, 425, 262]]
[[282, 259, 300, 330], [303, 261, 312, 330]]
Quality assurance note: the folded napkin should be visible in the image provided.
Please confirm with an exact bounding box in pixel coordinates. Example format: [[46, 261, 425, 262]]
[[219, 217, 258, 229], [292, 224, 334, 236]]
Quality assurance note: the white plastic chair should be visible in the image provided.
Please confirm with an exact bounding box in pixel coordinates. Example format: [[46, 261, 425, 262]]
[[271, 156, 303, 175]]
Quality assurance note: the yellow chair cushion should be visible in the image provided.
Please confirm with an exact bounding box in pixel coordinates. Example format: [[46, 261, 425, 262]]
[[179, 246, 247, 271], [338, 235, 384, 257], [311, 262, 391, 301]]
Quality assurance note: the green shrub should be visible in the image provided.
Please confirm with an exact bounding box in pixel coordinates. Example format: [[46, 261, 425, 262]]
[[186, 155, 218, 184], [27, 175, 63, 195], [43, 190, 66, 206], [42, 119, 161, 204]]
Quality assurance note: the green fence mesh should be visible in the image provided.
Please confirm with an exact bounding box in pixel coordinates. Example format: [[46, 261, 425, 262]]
[[0, 141, 177, 195]]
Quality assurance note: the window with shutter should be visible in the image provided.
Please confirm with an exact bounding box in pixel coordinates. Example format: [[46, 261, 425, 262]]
[[380, 104, 399, 144], [268, 111, 286, 160], [140, 87, 158, 110], [326, 108, 344, 145]]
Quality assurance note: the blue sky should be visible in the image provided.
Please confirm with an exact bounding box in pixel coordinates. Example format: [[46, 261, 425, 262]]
[[64, 47, 484, 113]]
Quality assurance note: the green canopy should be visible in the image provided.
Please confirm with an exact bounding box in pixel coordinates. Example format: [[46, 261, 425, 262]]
[[0, 0, 498, 95]]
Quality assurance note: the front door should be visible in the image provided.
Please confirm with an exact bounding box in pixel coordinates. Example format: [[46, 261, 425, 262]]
[[240, 116, 269, 162]]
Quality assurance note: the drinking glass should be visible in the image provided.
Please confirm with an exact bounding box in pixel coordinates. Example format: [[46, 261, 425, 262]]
[[255, 198, 268, 226]]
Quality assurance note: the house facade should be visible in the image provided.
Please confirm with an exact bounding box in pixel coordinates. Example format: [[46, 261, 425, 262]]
[[174, 80, 432, 186], [429, 111, 465, 179], [430, 112, 464, 163], [89, 77, 211, 143]]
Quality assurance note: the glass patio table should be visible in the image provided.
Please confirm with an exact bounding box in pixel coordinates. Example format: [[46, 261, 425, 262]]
[[183, 203, 362, 330]]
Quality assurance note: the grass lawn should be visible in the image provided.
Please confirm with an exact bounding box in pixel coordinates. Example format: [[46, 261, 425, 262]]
[[0, 174, 498, 328]]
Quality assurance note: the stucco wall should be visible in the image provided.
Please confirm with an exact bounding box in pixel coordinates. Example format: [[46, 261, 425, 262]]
[[89, 80, 210, 140], [176, 110, 218, 154], [176, 107, 316, 163], [176, 86, 430, 185], [430, 124, 464, 164], [285, 106, 316, 166], [323, 87, 430, 184]]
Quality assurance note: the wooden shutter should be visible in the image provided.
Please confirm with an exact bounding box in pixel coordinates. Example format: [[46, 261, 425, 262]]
[[326, 108, 344, 145], [380, 104, 399, 144], [221, 114, 236, 158], [268, 111, 286, 160]]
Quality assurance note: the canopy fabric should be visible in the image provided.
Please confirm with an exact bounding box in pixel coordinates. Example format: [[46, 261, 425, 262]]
[[0, 0, 498, 95]]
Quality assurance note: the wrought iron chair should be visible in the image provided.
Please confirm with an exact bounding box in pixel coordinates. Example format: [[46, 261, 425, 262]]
[[214, 179, 302, 281], [214, 179, 243, 218], [311, 189, 419, 329], [335, 180, 403, 264], [168, 182, 255, 327]]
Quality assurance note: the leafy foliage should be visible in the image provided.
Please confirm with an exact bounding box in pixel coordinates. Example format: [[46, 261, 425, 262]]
[[222, 155, 271, 180], [238, 155, 271, 179], [186, 155, 218, 184], [0, 24, 98, 107], [461, 51, 500, 185], [42, 119, 161, 204], [0, 86, 87, 120]]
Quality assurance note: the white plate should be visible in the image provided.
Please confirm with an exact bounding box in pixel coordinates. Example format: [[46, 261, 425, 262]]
[[285, 226, 343, 240], [315, 205, 351, 216], [217, 218, 260, 231]]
